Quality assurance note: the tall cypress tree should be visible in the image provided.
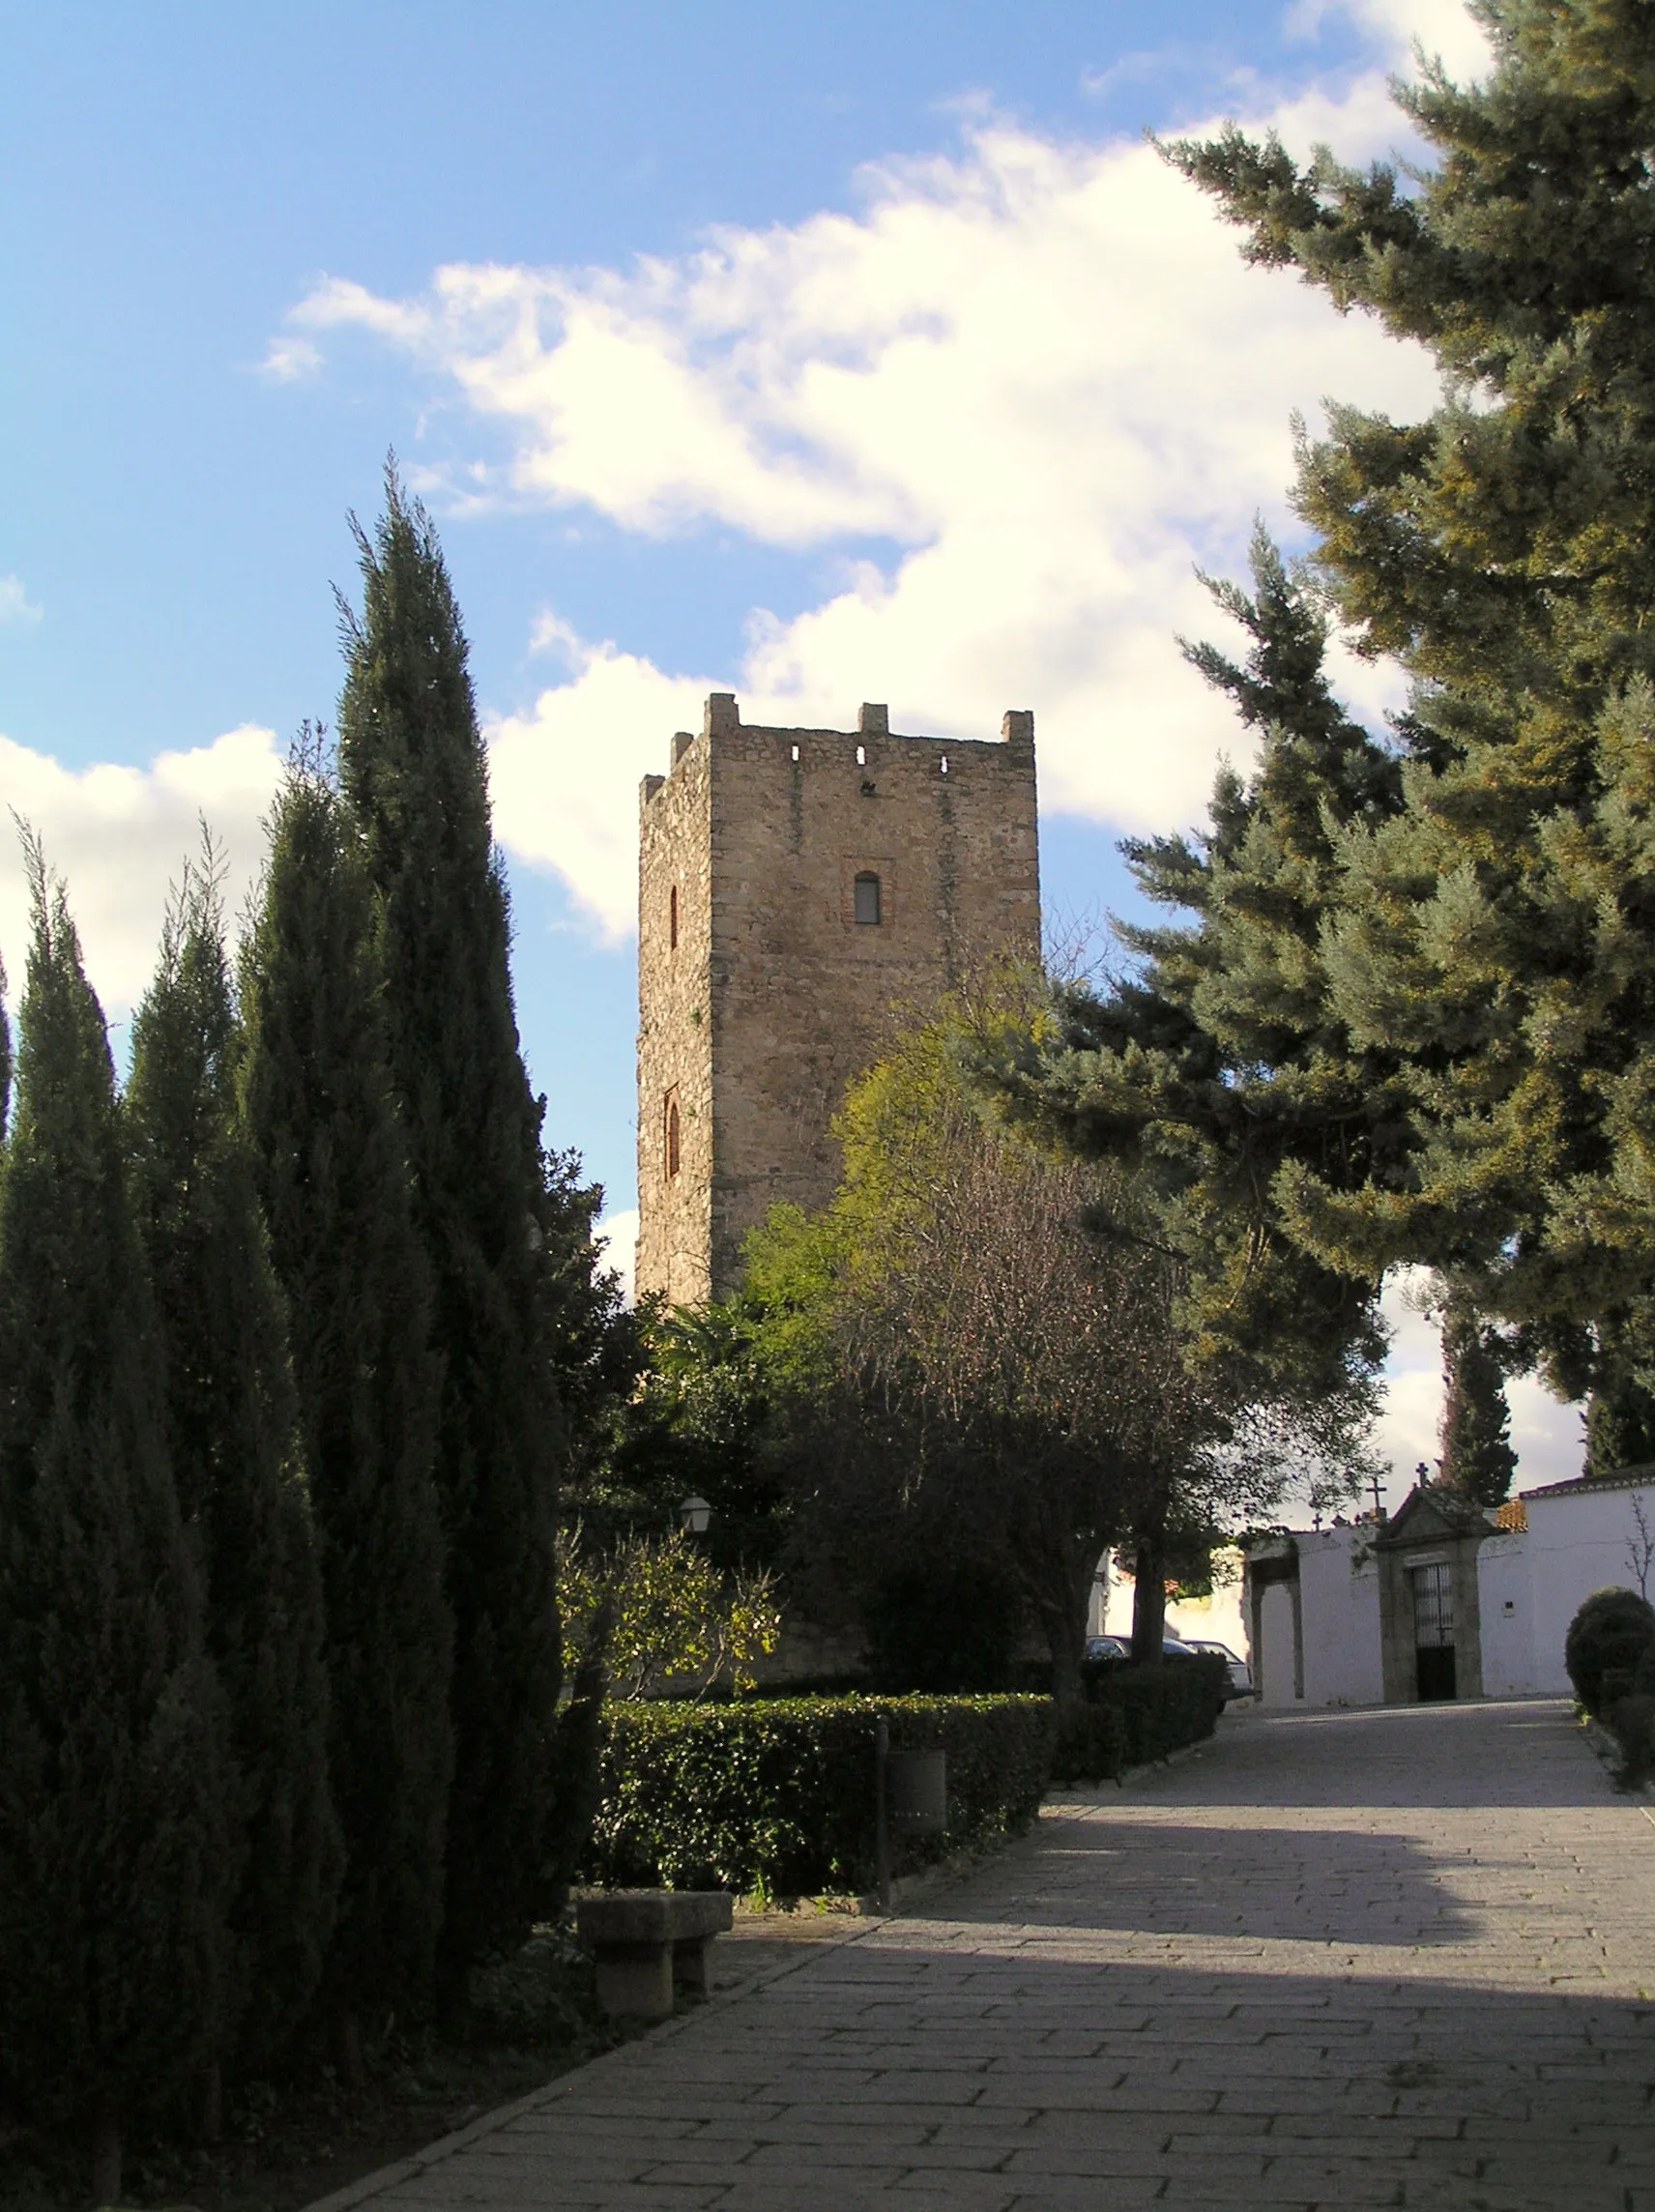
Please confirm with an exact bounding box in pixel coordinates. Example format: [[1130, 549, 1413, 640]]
[[241, 757, 452, 2062], [337, 473, 563, 1991], [0, 844, 231, 2201], [127, 849, 341, 2080], [1437, 1298, 1519, 1509]]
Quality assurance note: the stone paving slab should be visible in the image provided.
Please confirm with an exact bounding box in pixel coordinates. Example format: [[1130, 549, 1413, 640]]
[[310, 1699, 1655, 2211]]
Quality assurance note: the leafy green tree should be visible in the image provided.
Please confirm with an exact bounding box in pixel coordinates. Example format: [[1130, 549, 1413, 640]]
[[751, 1007, 1370, 1702], [1161, 1, 1655, 1397], [241, 757, 452, 2070], [0, 844, 232, 2202], [337, 471, 571, 1992], [127, 847, 341, 2081], [1437, 1297, 1519, 1509], [558, 1528, 780, 1700]]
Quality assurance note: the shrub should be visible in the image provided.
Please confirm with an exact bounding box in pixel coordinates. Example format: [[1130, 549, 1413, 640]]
[[1564, 1587, 1655, 1716], [584, 1695, 1056, 1897], [1051, 1703, 1127, 1785], [1100, 1656, 1230, 1764]]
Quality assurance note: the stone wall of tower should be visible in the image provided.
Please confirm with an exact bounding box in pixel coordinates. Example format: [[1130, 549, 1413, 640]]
[[635, 693, 1040, 1305], [635, 729, 715, 1305]]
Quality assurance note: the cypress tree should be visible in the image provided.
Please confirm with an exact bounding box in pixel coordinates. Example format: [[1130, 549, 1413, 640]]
[[0, 843, 232, 2202], [337, 472, 563, 1991], [1437, 1299, 1519, 1509], [127, 848, 341, 2081], [241, 757, 452, 2064], [1158, 1, 1655, 1396]]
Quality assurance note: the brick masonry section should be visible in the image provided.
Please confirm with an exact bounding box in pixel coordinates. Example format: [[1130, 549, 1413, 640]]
[[635, 694, 1040, 1304], [309, 1699, 1655, 2211]]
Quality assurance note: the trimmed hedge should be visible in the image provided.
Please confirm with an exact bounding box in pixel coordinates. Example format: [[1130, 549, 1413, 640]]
[[1054, 1657, 1230, 1784], [584, 1662, 1233, 1895], [1564, 1587, 1655, 1716], [1106, 1656, 1230, 1764], [584, 1695, 1055, 1897]]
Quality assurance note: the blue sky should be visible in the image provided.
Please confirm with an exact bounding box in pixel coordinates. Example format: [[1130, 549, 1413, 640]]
[[0, 0, 1581, 1495]]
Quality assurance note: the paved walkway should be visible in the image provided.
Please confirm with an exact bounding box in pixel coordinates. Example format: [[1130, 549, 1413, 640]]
[[321, 1701, 1655, 2211]]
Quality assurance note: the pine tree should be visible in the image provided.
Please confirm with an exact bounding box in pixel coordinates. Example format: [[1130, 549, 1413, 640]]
[[1437, 1298, 1519, 1508], [992, 530, 1403, 1404], [337, 472, 564, 1992], [0, 843, 232, 2202], [1161, 1, 1655, 1399], [126, 847, 341, 2081], [240, 756, 452, 2061]]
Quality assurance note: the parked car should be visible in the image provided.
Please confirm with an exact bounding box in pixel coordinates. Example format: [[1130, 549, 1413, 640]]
[[1084, 1634, 1204, 1664], [1181, 1637, 1254, 1699], [1083, 1634, 1129, 1664]]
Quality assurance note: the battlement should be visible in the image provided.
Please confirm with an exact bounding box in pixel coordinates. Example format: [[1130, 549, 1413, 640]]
[[640, 696, 1033, 812], [635, 693, 1040, 1303]]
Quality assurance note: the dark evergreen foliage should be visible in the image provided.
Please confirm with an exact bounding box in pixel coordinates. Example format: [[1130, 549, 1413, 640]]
[[1437, 1299, 1519, 1508], [1586, 1366, 1655, 1478], [0, 845, 232, 2197], [126, 849, 342, 2071], [336, 471, 567, 1990], [240, 760, 453, 2033], [983, 529, 1402, 1402], [1157, 1, 1655, 1401], [0, 952, 12, 1137], [1565, 1586, 1655, 1716]]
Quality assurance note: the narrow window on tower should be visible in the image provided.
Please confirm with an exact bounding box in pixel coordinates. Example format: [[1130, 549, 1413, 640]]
[[665, 1093, 682, 1178], [854, 871, 882, 927], [669, 883, 679, 949]]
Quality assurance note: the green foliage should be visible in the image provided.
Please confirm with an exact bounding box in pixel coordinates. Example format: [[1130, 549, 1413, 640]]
[[861, 1560, 1025, 1694], [559, 1528, 781, 1699], [580, 1297, 794, 1575], [1050, 1703, 1129, 1786], [1585, 1361, 1655, 1476], [1563, 1586, 1655, 1716], [747, 1004, 1366, 1701], [1437, 1300, 1520, 1509], [0, 845, 233, 2163], [126, 848, 341, 2071], [1093, 1655, 1230, 1765], [338, 467, 567, 1991], [1155, 4, 1655, 1398], [984, 530, 1399, 1407], [240, 759, 453, 2026], [585, 1696, 1057, 1897]]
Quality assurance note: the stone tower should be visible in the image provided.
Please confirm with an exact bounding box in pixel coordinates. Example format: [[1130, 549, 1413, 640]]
[[635, 693, 1040, 1305]]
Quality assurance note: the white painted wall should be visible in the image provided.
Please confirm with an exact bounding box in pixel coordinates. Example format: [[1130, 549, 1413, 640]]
[[1476, 1529, 1538, 1697], [1257, 1582, 1298, 1705], [1297, 1527, 1384, 1706], [1524, 1482, 1655, 1696], [1091, 1547, 1248, 1659]]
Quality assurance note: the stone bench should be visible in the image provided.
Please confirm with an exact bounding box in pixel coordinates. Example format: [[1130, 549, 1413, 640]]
[[575, 1889, 734, 2020]]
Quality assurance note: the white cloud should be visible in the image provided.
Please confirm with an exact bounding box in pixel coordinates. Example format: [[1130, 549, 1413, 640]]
[[1290, 0, 1495, 80], [284, 75, 1449, 933], [0, 575, 43, 627], [260, 335, 324, 383], [0, 724, 284, 1019], [595, 1208, 638, 1306]]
